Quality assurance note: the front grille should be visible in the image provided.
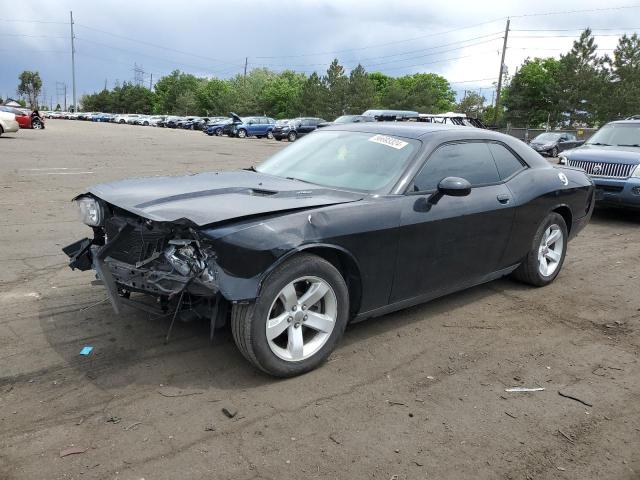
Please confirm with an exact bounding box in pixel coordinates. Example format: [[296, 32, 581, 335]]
[[567, 159, 635, 178], [105, 216, 168, 265]]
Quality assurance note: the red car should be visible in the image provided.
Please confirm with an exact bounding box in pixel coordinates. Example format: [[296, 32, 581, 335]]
[[0, 107, 45, 129]]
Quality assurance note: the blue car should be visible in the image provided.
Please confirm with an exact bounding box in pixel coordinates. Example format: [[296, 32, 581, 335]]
[[205, 118, 235, 136], [560, 118, 640, 209], [229, 113, 276, 139]]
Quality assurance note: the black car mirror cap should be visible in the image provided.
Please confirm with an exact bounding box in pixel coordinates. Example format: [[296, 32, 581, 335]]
[[438, 177, 472, 197]]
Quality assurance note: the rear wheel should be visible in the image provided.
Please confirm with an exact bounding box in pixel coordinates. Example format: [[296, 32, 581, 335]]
[[551, 147, 558, 157], [287, 131, 297, 142], [231, 253, 349, 377], [0, 125, 4, 136], [215, 128, 223, 136], [32, 119, 43, 129], [512, 212, 567, 287], [266, 130, 274, 139]]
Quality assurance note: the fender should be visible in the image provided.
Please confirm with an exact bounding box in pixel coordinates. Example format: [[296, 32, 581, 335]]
[[255, 242, 362, 298]]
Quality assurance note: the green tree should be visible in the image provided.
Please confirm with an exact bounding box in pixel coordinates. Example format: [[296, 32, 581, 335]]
[[260, 70, 306, 118], [153, 70, 201, 114], [608, 33, 640, 118], [324, 59, 349, 118], [348, 64, 376, 114], [369, 71, 393, 107], [17, 71, 42, 109], [196, 78, 232, 116], [556, 29, 610, 126], [174, 91, 198, 115], [300, 72, 329, 117], [457, 91, 486, 118], [503, 57, 562, 127]]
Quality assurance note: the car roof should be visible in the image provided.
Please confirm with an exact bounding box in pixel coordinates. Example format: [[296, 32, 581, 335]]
[[607, 119, 640, 125], [320, 122, 466, 139]]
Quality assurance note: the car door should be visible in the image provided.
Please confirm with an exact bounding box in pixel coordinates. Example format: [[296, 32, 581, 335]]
[[390, 140, 516, 303], [298, 119, 314, 136]]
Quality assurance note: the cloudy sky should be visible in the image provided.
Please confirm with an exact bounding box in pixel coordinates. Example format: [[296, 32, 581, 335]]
[[1, 0, 637, 107]]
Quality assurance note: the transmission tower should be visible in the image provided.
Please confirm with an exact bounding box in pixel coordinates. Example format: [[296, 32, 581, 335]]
[[133, 63, 145, 87]]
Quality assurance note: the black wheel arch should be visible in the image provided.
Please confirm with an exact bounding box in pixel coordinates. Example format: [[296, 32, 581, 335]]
[[256, 244, 363, 319]]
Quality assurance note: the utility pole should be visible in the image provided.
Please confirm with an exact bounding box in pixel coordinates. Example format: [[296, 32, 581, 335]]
[[70, 11, 77, 112], [149, 73, 153, 90], [243, 57, 248, 81], [493, 17, 510, 125]]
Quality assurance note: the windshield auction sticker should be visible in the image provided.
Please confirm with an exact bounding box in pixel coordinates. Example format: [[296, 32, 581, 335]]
[[368, 134, 408, 149]]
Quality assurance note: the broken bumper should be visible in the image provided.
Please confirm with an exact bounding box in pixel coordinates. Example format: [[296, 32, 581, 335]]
[[63, 230, 220, 315]]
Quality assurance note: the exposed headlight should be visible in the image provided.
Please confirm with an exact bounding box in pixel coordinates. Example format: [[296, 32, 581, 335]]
[[75, 196, 104, 226], [633, 164, 640, 177], [558, 155, 568, 165]]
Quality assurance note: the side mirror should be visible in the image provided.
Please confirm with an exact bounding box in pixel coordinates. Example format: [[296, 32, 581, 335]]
[[438, 177, 472, 197]]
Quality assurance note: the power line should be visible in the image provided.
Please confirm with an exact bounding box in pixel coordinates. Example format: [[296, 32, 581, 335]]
[[74, 23, 243, 68], [508, 4, 640, 18]]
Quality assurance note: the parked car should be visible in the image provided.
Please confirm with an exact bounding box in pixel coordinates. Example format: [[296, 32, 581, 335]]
[[166, 116, 184, 128], [125, 114, 142, 125], [64, 123, 593, 377], [113, 114, 129, 124], [317, 115, 375, 128], [0, 107, 44, 129], [230, 115, 276, 138], [148, 115, 166, 127], [559, 119, 640, 209], [272, 117, 326, 141], [0, 109, 20, 136], [529, 132, 583, 157], [204, 118, 235, 136], [93, 113, 114, 122]]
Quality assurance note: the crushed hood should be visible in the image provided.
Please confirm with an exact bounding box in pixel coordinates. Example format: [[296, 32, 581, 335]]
[[87, 170, 363, 226], [564, 144, 640, 165]]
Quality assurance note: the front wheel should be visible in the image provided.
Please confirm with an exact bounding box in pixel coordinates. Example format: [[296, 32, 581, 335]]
[[266, 130, 274, 139], [32, 119, 43, 129], [237, 128, 247, 138], [512, 212, 568, 287], [551, 147, 559, 158], [231, 253, 349, 377], [215, 128, 223, 136], [287, 131, 297, 142]]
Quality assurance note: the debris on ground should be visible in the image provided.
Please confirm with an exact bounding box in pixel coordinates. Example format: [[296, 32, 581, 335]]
[[505, 387, 545, 393], [558, 389, 593, 407], [386, 400, 406, 406], [557, 429, 575, 443], [105, 415, 121, 424], [328, 433, 341, 445], [124, 421, 142, 431], [79, 346, 93, 356], [157, 387, 204, 398], [204, 424, 216, 432], [60, 446, 87, 458], [222, 407, 237, 419], [504, 411, 518, 419]]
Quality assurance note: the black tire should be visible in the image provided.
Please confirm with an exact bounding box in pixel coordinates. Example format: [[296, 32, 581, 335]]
[[275, 137, 282, 141], [215, 128, 223, 136], [0, 125, 3, 136], [551, 147, 558, 158], [119, 120, 125, 124], [143, 121, 149, 126], [237, 128, 247, 138], [287, 131, 297, 142], [266, 130, 274, 140], [512, 212, 568, 287], [231, 253, 349, 377]]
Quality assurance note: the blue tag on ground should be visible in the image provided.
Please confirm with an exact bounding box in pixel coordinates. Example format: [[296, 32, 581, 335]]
[[79, 346, 93, 356]]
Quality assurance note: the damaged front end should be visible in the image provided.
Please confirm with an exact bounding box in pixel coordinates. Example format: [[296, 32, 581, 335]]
[[63, 201, 222, 320]]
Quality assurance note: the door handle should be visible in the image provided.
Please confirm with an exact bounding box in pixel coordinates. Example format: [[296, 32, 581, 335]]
[[497, 194, 511, 204]]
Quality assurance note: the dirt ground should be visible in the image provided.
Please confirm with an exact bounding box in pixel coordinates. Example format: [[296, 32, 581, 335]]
[[0, 121, 639, 480]]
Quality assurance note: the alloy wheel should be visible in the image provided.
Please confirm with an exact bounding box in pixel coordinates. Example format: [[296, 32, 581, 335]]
[[267, 130, 274, 139], [266, 276, 337, 362], [538, 224, 564, 277]]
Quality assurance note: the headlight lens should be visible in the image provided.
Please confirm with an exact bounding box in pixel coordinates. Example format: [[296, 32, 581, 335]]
[[632, 164, 640, 177], [75, 196, 104, 226]]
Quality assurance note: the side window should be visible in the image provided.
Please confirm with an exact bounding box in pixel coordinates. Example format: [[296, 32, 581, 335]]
[[301, 119, 312, 126], [487, 143, 526, 180], [412, 142, 500, 192]]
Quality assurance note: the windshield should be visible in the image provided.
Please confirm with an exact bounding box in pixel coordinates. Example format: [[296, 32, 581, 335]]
[[587, 123, 640, 146], [534, 133, 561, 142], [256, 131, 420, 193], [276, 119, 290, 126], [334, 116, 356, 123]]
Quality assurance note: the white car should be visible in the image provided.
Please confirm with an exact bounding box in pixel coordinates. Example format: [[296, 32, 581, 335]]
[[0, 110, 20, 136], [125, 114, 141, 125], [148, 115, 166, 126], [113, 114, 129, 124]]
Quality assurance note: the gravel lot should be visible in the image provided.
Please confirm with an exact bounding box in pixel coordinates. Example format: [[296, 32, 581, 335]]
[[1, 121, 639, 480]]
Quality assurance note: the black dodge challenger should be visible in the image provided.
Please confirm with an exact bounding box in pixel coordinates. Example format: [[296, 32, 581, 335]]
[[65, 124, 594, 377]]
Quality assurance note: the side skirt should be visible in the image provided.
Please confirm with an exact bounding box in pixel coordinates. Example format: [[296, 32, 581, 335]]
[[352, 264, 520, 323]]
